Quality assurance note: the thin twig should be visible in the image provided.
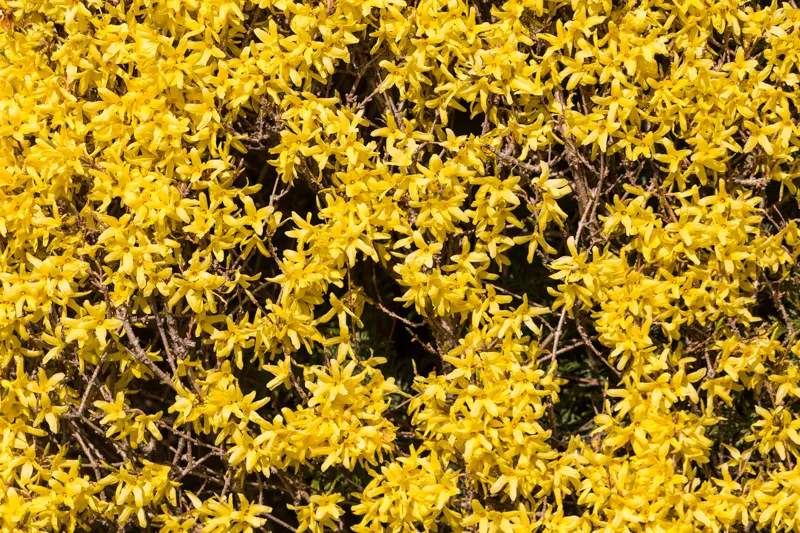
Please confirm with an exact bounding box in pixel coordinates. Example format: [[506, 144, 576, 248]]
[[486, 146, 541, 174], [117, 306, 178, 391], [266, 513, 298, 533], [370, 299, 425, 327], [69, 352, 108, 419], [71, 421, 103, 480]]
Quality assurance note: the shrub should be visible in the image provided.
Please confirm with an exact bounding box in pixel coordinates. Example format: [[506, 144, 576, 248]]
[[2, 0, 800, 531]]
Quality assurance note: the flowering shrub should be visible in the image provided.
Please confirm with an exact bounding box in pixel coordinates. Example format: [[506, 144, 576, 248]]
[[2, 0, 800, 531]]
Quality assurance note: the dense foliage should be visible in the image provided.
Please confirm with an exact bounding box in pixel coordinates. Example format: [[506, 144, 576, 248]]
[[3, 0, 800, 531]]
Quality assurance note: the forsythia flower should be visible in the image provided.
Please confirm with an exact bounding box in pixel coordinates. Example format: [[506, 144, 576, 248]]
[[2, 0, 800, 531], [290, 492, 345, 533]]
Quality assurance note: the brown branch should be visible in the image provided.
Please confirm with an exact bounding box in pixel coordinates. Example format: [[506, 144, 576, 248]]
[[405, 326, 440, 358], [561, 375, 602, 386], [116, 306, 178, 391], [157, 420, 227, 455], [70, 420, 104, 480], [266, 513, 298, 533], [150, 297, 178, 374], [69, 352, 108, 419], [164, 311, 202, 395], [368, 298, 425, 327], [576, 316, 621, 378], [486, 146, 541, 174]]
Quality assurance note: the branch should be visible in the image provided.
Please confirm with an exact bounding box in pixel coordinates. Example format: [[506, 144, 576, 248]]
[[116, 306, 178, 391], [486, 146, 541, 174], [368, 298, 425, 327], [68, 352, 108, 419]]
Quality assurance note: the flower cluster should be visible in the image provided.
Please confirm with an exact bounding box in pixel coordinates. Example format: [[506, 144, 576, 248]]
[[2, 0, 800, 531]]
